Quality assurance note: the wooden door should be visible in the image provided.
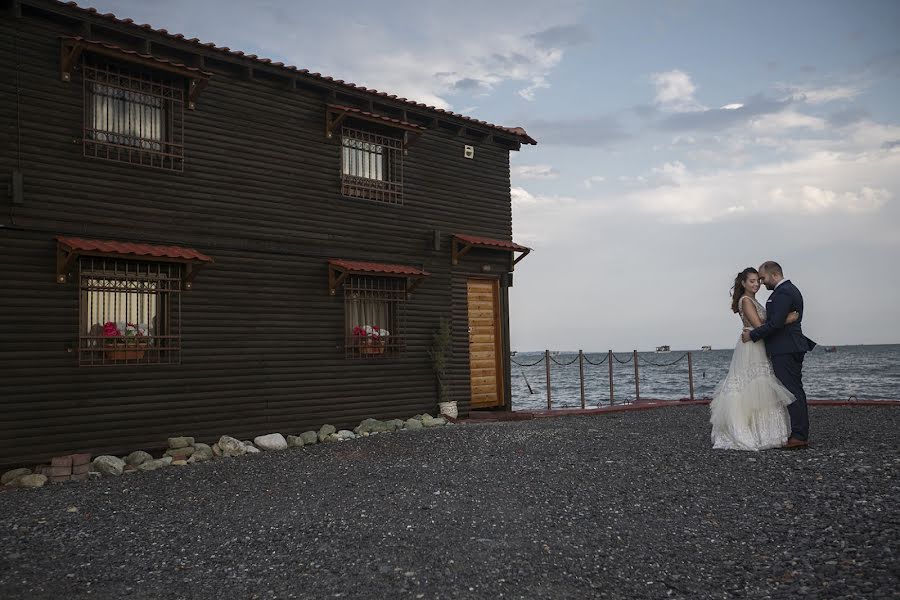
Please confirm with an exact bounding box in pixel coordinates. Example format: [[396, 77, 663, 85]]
[[467, 279, 504, 408]]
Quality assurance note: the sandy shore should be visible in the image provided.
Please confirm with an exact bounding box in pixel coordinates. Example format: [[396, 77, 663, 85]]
[[1, 404, 897, 599]]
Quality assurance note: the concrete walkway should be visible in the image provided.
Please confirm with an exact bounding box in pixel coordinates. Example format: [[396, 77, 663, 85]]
[[1, 404, 897, 599]]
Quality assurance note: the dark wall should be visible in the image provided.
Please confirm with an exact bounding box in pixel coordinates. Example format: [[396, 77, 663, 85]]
[[0, 8, 520, 467]]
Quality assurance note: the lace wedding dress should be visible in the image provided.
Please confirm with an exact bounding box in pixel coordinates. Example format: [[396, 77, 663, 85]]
[[710, 297, 794, 451]]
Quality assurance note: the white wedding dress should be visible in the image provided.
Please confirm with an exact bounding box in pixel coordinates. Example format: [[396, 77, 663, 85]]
[[710, 297, 794, 451]]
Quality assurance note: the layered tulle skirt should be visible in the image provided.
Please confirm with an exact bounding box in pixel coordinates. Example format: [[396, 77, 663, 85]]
[[710, 333, 794, 451]]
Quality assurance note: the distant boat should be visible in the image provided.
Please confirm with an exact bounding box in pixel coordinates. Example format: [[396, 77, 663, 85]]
[[824, 346, 837, 353], [656, 345, 671, 353], [701, 345, 712, 352], [510, 351, 517, 356]]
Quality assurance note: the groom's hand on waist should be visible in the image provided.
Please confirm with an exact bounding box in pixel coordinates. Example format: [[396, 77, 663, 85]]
[[741, 331, 752, 343]]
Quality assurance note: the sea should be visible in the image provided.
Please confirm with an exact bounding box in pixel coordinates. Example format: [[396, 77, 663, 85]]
[[509, 343, 900, 411]]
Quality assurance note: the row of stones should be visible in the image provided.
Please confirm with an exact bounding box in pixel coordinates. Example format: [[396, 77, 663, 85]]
[[2, 414, 450, 488]]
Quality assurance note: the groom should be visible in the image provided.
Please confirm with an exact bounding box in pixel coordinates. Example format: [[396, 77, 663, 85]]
[[741, 261, 816, 448]]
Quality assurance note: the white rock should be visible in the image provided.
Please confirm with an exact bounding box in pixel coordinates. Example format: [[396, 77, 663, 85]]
[[93, 455, 126, 476], [2, 468, 32, 486], [318, 424, 336, 442], [300, 431, 318, 445], [217, 436, 247, 457], [188, 443, 214, 463], [405, 418, 423, 430], [125, 451, 153, 466], [254, 433, 288, 451], [334, 430, 356, 441], [245, 446, 261, 454], [138, 457, 173, 472], [16, 474, 48, 488]]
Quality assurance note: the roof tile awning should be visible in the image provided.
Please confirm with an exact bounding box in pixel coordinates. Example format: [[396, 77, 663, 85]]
[[452, 233, 531, 268], [56, 236, 213, 287], [59, 37, 212, 108], [328, 259, 430, 295], [325, 104, 426, 147]]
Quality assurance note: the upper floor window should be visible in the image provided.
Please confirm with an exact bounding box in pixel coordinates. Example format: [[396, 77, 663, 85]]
[[82, 56, 185, 171], [341, 126, 403, 205]]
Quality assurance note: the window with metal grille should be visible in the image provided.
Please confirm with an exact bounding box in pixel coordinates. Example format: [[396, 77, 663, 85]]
[[77, 257, 182, 366], [82, 56, 184, 171], [344, 276, 405, 358], [341, 126, 403, 205]]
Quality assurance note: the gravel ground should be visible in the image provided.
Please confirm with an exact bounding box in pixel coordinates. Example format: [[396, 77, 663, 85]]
[[1, 405, 897, 600]]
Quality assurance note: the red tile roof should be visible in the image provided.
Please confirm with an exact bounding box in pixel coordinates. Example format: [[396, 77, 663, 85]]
[[61, 36, 212, 77], [328, 259, 429, 277], [328, 104, 427, 131], [50, 1, 536, 144], [453, 234, 530, 252], [57, 236, 214, 263]]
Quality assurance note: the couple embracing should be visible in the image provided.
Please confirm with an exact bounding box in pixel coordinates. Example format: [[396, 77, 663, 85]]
[[710, 261, 816, 451]]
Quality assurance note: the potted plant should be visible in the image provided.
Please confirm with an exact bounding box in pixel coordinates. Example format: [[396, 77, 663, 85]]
[[102, 321, 149, 361], [429, 318, 455, 417], [352, 325, 389, 356]]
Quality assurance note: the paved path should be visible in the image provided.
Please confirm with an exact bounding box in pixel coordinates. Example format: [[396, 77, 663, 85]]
[[1, 405, 897, 599]]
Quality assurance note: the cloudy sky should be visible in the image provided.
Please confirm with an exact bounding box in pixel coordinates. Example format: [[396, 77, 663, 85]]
[[88, 0, 900, 351]]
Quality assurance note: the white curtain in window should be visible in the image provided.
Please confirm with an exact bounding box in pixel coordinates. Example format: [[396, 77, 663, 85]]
[[91, 84, 163, 151], [342, 137, 384, 180]]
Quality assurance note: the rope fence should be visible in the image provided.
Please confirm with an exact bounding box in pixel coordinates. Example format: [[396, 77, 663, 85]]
[[510, 349, 697, 410]]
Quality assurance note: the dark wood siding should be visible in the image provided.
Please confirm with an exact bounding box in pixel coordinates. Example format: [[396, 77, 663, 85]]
[[0, 8, 522, 468]]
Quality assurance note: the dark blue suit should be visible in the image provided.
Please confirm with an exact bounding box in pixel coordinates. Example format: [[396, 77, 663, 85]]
[[749, 280, 816, 440]]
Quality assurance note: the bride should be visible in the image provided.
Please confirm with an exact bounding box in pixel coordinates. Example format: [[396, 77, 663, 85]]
[[710, 268, 799, 451]]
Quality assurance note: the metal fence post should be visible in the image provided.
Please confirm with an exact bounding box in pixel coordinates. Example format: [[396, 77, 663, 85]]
[[578, 350, 585, 409], [687, 351, 695, 400], [633, 350, 640, 403], [545, 349, 551, 410], [608, 349, 614, 406]]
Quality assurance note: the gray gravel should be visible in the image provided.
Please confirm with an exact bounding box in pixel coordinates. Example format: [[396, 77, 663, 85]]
[[1, 405, 897, 600]]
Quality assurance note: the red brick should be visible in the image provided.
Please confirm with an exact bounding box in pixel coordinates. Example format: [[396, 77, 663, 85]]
[[44, 465, 72, 477], [72, 463, 91, 475], [70, 453, 92, 466], [50, 475, 72, 483], [51, 455, 73, 467]]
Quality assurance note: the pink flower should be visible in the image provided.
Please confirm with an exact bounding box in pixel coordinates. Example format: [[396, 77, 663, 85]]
[[102, 321, 121, 337]]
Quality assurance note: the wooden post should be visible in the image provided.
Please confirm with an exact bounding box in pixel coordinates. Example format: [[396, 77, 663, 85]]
[[608, 350, 614, 406], [578, 350, 585, 409], [545, 349, 551, 410], [633, 350, 640, 403], [687, 351, 695, 401]]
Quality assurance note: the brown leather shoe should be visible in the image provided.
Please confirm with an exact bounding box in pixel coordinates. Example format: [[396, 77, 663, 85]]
[[782, 437, 809, 449]]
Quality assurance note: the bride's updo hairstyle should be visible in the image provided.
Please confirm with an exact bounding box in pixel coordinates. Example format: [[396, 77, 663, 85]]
[[731, 267, 758, 313]]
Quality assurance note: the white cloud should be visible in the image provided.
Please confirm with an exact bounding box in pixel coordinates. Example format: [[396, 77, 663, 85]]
[[786, 83, 865, 105], [721, 103, 744, 110], [513, 164, 560, 180], [651, 69, 706, 113], [629, 149, 897, 224], [750, 110, 827, 132], [583, 175, 606, 189]]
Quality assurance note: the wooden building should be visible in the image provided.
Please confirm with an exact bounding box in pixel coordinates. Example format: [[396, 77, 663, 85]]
[[0, 0, 535, 469]]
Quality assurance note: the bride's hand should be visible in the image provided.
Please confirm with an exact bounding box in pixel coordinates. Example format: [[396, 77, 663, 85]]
[[785, 310, 800, 324]]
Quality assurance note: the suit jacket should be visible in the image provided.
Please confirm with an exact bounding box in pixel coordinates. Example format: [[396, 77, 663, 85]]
[[749, 280, 816, 356]]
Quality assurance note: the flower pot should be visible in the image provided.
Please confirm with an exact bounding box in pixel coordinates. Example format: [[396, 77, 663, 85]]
[[439, 401, 458, 419], [356, 338, 386, 356], [105, 342, 148, 361]]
